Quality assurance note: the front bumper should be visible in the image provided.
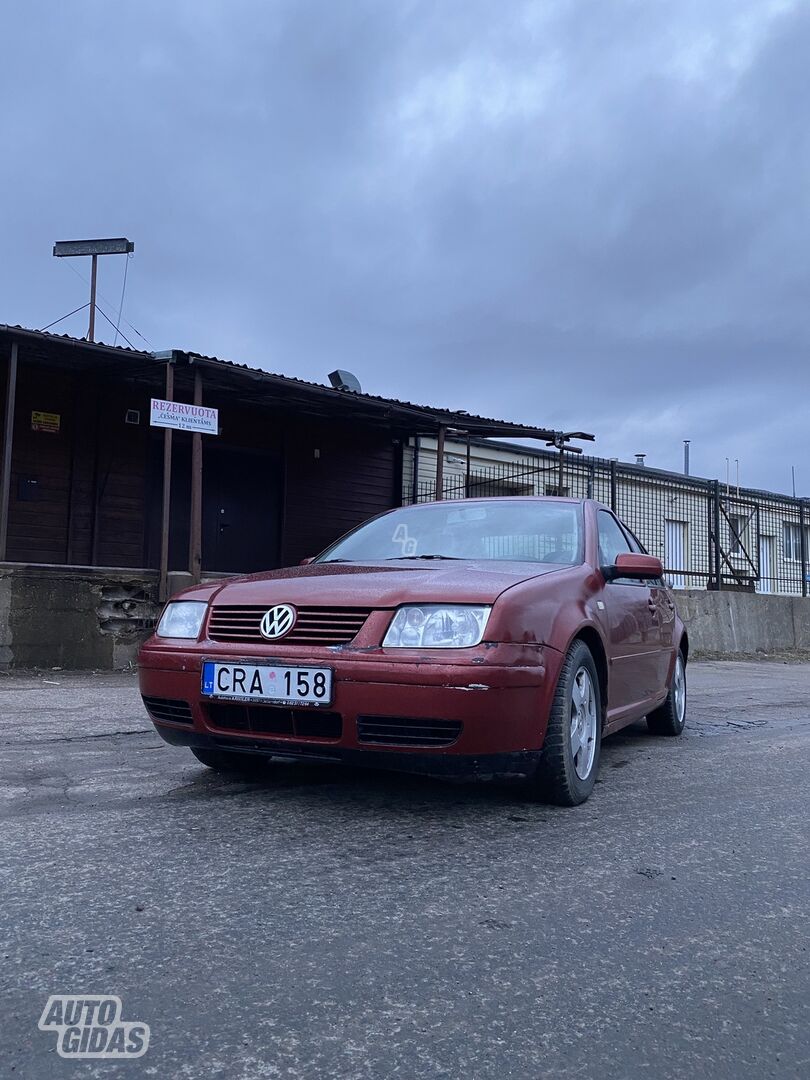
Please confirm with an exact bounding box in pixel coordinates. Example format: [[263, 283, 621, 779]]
[[153, 725, 541, 780], [138, 640, 563, 774]]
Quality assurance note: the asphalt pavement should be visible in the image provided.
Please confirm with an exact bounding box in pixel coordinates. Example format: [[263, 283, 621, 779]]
[[1, 660, 809, 1079]]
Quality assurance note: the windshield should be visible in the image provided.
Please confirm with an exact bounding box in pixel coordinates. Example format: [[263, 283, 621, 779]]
[[316, 500, 583, 565]]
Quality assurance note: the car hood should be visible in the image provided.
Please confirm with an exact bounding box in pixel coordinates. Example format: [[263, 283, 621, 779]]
[[203, 560, 569, 608]]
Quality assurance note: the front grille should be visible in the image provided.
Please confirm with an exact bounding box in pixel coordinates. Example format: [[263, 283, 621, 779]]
[[142, 696, 194, 726], [207, 703, 342, 740], [357, 716, 463, 748], [207, 606, 372, 645]]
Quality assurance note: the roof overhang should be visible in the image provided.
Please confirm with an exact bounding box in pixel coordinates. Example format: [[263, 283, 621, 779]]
[[0, 326, 594, 445]]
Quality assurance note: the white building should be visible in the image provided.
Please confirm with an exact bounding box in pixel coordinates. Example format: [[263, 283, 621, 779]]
[[402, 436, 809, 596]]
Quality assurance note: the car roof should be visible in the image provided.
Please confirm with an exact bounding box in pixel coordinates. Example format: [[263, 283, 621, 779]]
[[405, 495, 587, 507]]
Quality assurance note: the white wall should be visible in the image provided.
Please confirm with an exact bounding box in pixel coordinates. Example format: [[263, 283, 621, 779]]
[[402, 438, 808, 596]]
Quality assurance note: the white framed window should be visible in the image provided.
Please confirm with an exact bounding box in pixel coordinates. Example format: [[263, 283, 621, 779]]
[[728, 514, 747, 555], [782, 522, 810, 562]]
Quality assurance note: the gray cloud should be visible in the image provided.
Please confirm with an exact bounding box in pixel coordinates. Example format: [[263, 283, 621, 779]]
[[1, 0, 808, 493]]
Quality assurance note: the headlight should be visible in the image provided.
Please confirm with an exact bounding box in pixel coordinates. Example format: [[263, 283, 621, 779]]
[[383, 605, 491, 649], [156, 601, 207, 639]]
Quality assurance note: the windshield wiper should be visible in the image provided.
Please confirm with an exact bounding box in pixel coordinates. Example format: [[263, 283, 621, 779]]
[[386, 554, 463, 561]]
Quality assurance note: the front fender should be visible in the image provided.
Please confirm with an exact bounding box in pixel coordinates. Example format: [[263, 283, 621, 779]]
[[485, 565, 606, 655]]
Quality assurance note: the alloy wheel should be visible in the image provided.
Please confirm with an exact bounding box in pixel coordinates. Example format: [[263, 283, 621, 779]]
[[570, 666, 597, 780]]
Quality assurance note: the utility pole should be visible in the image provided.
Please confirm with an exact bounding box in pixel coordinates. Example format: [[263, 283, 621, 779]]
[[88, 255, 98, 342], [53, 238, 134, 342]]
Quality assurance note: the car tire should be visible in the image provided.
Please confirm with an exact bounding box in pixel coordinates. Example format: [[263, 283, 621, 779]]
[[647, 650, 687, 736], [191, 748, 269, 773], [530, 639, 602, 806]]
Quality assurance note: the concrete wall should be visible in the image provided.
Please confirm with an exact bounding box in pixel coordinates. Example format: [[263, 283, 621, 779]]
[[678, 589, 810, 657], [1, 566, 809, 668], [0, 565, 161, 670]]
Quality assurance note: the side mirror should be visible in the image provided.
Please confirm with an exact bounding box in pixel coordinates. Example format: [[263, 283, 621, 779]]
[[604, 553, 663, 581], [299, 556, 315, 566]]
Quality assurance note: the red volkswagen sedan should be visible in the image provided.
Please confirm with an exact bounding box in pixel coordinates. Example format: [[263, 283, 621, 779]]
[[139, 498, 687, 805]]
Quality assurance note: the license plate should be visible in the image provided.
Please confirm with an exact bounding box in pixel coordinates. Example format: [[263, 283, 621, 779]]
[[201, 662, 332, 707]]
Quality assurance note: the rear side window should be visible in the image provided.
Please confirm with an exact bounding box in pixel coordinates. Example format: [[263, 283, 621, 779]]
[[621, 523, 646, 554], [598, 511, 632, 567]]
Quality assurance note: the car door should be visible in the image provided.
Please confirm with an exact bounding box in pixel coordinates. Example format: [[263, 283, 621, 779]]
[[596, 510, 663, 718], [622, 523, 676, 689], [646, 575, 677, 686]]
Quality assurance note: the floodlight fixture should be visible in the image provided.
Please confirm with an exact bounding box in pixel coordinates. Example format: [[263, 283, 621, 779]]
[[52, 237, 135, 342], [53, 238, 134, 258]]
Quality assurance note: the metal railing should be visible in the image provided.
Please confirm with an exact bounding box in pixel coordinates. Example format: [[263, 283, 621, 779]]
[[404, 450, 809, 596]]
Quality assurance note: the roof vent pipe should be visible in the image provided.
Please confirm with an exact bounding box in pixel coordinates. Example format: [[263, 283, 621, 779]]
[[635, 453, 646, 466]]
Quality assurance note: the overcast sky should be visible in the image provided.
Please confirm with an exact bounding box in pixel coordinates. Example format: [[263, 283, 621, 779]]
[[1, 0, 807, 493]]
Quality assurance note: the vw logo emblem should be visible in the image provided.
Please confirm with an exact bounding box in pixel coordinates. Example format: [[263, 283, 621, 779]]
[[260, 604, 297, 640]]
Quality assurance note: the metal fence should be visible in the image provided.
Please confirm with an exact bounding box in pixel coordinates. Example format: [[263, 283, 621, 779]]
[[405, 450, 810, 596]]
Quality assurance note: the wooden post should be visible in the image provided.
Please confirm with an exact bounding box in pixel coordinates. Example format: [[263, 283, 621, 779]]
[[0, 341, 18, 560], [435, 425, 446, 501], [188, 367, 203, 583], [411, 436, 420, 504], [158, 361, 174, 600]]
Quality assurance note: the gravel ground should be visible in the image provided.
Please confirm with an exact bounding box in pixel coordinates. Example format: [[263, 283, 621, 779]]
[[1, 660, 809, 1079]]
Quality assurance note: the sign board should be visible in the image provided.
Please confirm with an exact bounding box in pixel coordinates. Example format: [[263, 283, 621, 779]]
[[31, 411, 61, 434], [150, 399, 219, 435]]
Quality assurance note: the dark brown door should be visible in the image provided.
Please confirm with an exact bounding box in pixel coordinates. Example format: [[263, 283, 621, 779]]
[[202, 445, 283, 574]]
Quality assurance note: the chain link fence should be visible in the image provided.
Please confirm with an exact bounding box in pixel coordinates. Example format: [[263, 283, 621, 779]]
[[405, 449, 809, 596]]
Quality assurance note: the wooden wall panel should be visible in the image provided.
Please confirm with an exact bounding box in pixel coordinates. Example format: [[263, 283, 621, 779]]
[[6, 361, 154, 567], [282, 423, 397, 565], [3, 349, 402, 573], [92, 384, 153, 568], [6, 366, 73, 563]]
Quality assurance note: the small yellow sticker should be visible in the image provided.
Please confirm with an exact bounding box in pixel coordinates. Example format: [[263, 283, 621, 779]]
[[31, 411, 61, 434]]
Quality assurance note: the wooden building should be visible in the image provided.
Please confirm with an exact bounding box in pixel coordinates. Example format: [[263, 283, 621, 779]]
[[0, 326, 564, 667]]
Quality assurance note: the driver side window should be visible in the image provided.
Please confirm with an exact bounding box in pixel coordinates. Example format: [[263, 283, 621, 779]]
[[598, 510, 632, 568]]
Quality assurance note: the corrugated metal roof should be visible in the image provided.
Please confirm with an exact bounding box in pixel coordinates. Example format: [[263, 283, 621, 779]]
[[0, 323, 594, 443], [2, 323, 149, 357]]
